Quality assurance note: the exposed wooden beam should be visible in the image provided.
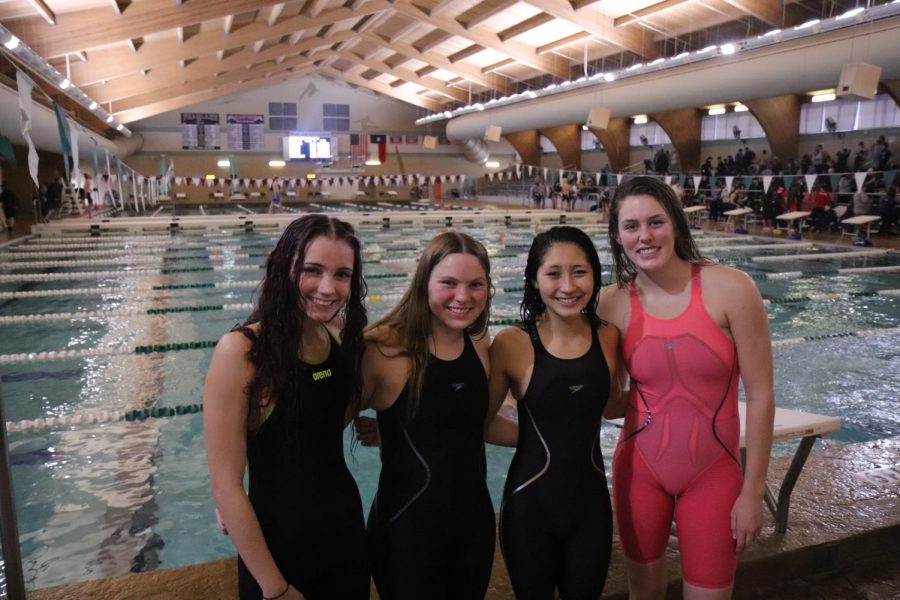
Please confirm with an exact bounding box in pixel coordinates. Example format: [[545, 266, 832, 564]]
[[428, 0, 457, 17], [268, 3, 286, 26], [10, 0, 314, 58], [482, 58, 515, 74], [359, 31, 514, 94], [498, 13, 554, 42], [719, 0, 783, 27], [413, 31, 454, 53], [537, 31, 592, 54], [457, 0, 518, 30], [67, 5, 383, 85], [27, 0, 55, 24], [522, 0, 658, 58], [615, 0, 693, 27], [116, 70, 306, 123], [389, 19, 422, 44], [303, 0, 331, 18], [113, 52, 325, 113], [334, 50, 467, 102], [391, 1, 569, 78], [320, 66, 444, 111], [448, 44, 485, 64]]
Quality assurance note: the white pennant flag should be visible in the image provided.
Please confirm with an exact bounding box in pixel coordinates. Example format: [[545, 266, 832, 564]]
[[692, 175, 702, 191], [16, 71, 39, 187], [725, 176, 734, 191], [804, 174, 817, 191], [543, 167, 549, 180], [69, 120, 81, 188], [762, 175, 773, 194], [854, 171, 867, 192]]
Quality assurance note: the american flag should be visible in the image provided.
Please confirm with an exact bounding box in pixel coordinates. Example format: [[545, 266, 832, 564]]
[[349, 133, 367, 164]]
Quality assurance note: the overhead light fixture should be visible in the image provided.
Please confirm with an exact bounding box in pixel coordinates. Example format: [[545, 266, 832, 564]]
[[720, 44, 736, 55], [633, 114, 648, 124], [733, 103, 749, 112], [59, 78, 71, 89], [795, 19, 820, 29], [89, 101, 98, 110], [626, 63, 643, 71], [116, 124, 124, 131], [205, 174, 216, 180], [697, 45, 717, 54], [603, 73, 616, 82], [306, 173, 317, 180], [364, 159, 381, 166], [30, 0, 56, 25], [217, 160, 231, 167], [484, 160, 500, 168], [3, 34, 19, 50], [837, 7, 864, 19], [268, 160, 286, 167], [106, 115, 114, 123], [811, 92, 836, 103], [582, 124, 589, 131], [708, 106, 726, 115]]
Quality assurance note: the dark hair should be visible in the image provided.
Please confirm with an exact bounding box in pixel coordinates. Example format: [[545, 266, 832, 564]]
[[241, 214, 367, 430], [608, 176, 710, 285], [370, 231, 491, 419], [520, 226, 602, 330]]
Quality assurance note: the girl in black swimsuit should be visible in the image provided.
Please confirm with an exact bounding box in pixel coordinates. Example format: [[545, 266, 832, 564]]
[[361, 231, 515, 600], [489, 226, 621, 600], [205, 215, 369, 600]]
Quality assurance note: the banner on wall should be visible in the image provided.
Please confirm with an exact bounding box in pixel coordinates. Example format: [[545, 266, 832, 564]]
[[226, 114, 265, 150], [181, 113, 220, 150], [370, 134, 387, 163]]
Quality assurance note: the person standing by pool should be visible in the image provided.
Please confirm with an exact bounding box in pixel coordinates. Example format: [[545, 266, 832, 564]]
[[599, 176, 775, 599], [489, 226, 620, 599], [204, 214, 370, 600], [362, 231, 507, 599]]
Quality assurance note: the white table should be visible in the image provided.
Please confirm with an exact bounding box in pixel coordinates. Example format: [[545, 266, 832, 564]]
[[841, 215, 881, 240]]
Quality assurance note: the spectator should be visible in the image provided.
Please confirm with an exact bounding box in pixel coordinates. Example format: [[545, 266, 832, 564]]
[[878, 186, 896, 236], [0, 182, 16, 231]]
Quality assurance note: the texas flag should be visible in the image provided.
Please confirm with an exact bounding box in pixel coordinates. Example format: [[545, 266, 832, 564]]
[[370, 134, 387, 163]]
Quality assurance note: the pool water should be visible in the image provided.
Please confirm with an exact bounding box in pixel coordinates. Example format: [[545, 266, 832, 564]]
[[0, 224, 898, 590]]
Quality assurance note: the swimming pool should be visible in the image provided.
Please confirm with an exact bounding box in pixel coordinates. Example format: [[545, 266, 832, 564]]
[[1, 215, 898, 591]]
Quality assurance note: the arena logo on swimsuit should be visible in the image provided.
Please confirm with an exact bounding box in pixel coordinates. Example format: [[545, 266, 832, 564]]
[[312, 368, 332, 381]]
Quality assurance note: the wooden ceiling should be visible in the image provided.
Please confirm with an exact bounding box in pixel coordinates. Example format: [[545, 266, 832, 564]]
[[0, 0, 867, 135]]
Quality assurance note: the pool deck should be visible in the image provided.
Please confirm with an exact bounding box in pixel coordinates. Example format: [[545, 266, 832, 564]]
[[24, 436, 900, 600]]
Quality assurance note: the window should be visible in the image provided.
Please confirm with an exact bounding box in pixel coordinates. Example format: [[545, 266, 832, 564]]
[[323, 103, 350, 132], [800, 94, 900, 134], [269, 102, 297, 131], [700, 113, 765, 141], [629, 122, 671, 147]]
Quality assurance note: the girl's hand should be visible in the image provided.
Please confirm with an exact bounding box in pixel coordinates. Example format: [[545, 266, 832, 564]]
[[730, 490, 763, 551], [354, 416, 380, 447]]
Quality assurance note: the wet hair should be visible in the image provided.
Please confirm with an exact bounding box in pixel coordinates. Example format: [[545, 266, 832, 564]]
[[520, 226, 602, 331], [608, 176, 710, 285], [240, 214, 367, 430], [370, 231, 491, 419]]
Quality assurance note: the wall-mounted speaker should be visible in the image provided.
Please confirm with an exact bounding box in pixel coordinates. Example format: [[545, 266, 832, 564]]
[[484, 125, 502, 142], [585, 107, 611, 130], [837, 62, 881, 101], [423, 135, 438, 150]]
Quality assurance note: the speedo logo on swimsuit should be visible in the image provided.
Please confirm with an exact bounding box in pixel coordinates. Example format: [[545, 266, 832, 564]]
[[451, 382, 465, 392], [569, 384, 584, 394], [312, 368, 332, 381]]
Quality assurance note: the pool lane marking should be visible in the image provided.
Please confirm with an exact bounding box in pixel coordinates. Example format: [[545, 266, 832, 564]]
[[751, 249, 890, 262], [1, 326, 899, 365]]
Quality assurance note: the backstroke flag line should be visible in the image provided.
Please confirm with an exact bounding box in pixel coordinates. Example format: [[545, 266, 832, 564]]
[[16, 70, 39, 187]]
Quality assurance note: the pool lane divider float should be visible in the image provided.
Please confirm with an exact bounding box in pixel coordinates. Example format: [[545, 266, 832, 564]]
[[5, 326, 900, 433]]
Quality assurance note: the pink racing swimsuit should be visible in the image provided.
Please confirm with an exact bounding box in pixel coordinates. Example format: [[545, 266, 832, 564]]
[[613, 263, 742, 589]]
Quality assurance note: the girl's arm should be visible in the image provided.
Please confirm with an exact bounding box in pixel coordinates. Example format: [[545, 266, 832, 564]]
[[485, 329, 519, 447], [204, 332, 304, 599], [724, 270, 776, 551], [598, 323, 627, 420]]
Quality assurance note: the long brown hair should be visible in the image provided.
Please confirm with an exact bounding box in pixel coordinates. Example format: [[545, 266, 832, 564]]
[[369, 231, 491, 419], [241, 215, 367, 431]]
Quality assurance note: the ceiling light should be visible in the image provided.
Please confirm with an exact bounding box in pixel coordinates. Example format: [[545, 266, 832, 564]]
[[720, 44, 736, 55], [733, 103, 749, 112], [59, 78, 71, 89], [217, 160, 230, 167], [697, 45, 717, 54], [672, 52, 690, 60], [626, 63, 643, 71], [116, 124, 124, 131], [603, 73, 616, 82], [3, 34, 19, 50], [582, 124, 588, 131], [365, 159, 381, 166], [268, 160, 286, 167], [761, 29, 782, 37], [106, 115, 114, 123], [795, 19, 820, 29], [708, 106, 726, 115], [650, 58, 665, 65], [633, 114, 648, 124], [89, 101, 98, 110], [526, 91, 537, 98], [811, 92, 836, 103], [484, 160, 500, 168]]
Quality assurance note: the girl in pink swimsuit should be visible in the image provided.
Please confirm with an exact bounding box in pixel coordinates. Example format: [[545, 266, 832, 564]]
[[599, 177, 775, 599]]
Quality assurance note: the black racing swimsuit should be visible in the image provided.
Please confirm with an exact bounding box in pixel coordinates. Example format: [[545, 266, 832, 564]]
[[368, 334, 496, 600], [238, 332, 368, 600], [500, 325, 613, 600]]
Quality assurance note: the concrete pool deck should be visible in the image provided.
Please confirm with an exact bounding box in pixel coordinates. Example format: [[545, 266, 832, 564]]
[[24, 436, 899, 599]]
